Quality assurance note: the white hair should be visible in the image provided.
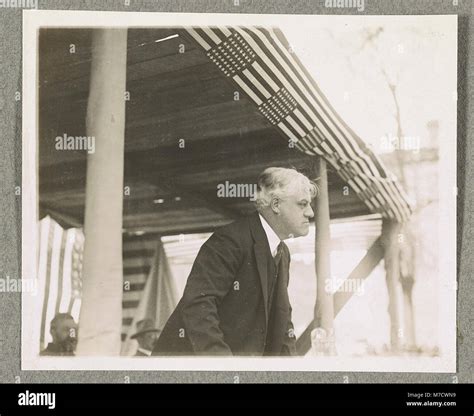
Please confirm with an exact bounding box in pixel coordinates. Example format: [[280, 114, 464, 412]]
[[255, 167, 318, 212]]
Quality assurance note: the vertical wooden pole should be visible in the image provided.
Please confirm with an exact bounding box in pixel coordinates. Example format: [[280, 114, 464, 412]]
[[312, 157, 336, 355], [381, 218, 403, 352], [401, 283, 416, 350], [76, 29, 128, 355], [400, 223, 417, 350]]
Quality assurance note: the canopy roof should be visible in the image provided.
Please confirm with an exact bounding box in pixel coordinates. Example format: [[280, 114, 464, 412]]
[[39, 27, 411, 236]]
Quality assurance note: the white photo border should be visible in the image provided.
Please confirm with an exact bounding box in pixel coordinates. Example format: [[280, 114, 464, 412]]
[[22, 10, 457, 372]]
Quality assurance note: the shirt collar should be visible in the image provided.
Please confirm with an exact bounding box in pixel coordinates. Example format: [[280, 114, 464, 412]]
[[258, 213, 281, 257], [137, 347, 152, 356]]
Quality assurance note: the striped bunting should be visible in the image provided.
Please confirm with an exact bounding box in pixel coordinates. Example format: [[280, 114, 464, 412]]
[[185, 27, 413, 222], [121, 237, 156, 341], [121, 239, 178, 356], [37, 216, 83, 352]]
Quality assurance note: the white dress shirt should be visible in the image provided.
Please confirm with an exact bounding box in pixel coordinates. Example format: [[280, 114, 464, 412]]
[[137, 347, 152, 356], [258, 213, 282, 258]]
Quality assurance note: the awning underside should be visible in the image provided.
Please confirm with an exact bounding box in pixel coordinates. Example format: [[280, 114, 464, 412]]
[[38, 27, 410, 235]]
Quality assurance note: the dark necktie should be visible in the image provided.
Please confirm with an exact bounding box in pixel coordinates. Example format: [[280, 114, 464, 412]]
[[271, 241, 286, 298], [265, 241, 290, 355], [274, 241, 284, 270]]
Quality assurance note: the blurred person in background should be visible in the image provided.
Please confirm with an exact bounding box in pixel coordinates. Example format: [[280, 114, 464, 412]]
[[40, 313, 78, 356], [131, 319, 161, 356]]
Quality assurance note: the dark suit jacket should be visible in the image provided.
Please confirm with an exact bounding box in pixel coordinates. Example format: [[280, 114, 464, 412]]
[[152, 212, 296, 356], [40, 343, 75, 357]]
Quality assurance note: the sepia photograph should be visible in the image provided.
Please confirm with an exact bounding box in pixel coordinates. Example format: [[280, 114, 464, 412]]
[[21, 11, 456, 372]]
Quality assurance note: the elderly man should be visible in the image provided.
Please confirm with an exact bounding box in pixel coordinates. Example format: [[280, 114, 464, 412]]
[[153, 167, 316, 356]]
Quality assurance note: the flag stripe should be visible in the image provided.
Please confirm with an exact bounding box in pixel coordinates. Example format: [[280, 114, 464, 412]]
[[44, 223, 62, 346], [58, 229, 75, 313], [39, 218, 54, 349], [54, 229, 68, 314], [37, 217, 51, 350]]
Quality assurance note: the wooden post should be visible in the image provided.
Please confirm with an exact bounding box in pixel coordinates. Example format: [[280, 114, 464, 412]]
[[399, 223, 417, 350], [381, 218, 403, 352], [311, 157, 336, 355], [76, 29, 128, 355], [297, 235, 384, 355]]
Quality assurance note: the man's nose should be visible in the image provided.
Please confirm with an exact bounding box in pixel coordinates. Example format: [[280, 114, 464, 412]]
[[305, 205, 314, 218]]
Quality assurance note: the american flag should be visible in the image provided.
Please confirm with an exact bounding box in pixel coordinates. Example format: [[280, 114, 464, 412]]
[[37, 215, 84, 352], [185, 27, 412, 222]]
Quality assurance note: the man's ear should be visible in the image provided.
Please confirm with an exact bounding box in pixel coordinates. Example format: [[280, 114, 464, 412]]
[[270, 197, 280, 214]]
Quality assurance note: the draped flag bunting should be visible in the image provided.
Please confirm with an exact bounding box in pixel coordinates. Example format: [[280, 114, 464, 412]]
[[121, 239, 178, 356], [37, 215, 84, 352], [185, 27, 413, 222]]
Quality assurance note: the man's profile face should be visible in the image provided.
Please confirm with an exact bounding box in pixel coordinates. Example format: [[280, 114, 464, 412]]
[[277, 186, 314, 238]]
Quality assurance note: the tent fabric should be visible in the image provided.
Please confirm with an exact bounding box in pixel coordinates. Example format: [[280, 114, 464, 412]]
[[185, 27, 413, 223]]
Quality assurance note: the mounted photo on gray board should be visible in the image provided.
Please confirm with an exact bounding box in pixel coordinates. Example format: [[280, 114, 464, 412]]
[[21, 10, 456, 372]]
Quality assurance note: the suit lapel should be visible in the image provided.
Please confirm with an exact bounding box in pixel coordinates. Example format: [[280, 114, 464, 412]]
[[254, 242, 269, 325], [265, 243, 292, 354], [249, 212, 270, 325]]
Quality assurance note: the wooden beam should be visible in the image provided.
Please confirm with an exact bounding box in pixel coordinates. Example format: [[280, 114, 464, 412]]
[[312, 157, 336, 355], [39, 204, 83, 229], [295, 322, 313, 357], [333, 236, 384, 315], [39, 29, 202, 89], [122, 219, 233, 238], [296, 235, 385, 356], [40, 49, 209, 104], [143, 174, 241, 220], [39, 125, 284, 169]]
